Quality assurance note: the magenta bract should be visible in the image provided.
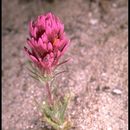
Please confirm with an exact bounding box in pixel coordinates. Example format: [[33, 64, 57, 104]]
[[24, 12, 70, 74]]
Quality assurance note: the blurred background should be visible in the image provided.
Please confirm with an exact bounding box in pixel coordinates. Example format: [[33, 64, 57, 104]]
[[2, 0, 128, 130]]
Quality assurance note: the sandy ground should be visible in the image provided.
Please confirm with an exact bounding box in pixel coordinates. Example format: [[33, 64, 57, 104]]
[[2, 0, 128, 130]]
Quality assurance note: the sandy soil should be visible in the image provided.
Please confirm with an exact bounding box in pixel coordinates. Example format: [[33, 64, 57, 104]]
[[2, 0, 128, 130]]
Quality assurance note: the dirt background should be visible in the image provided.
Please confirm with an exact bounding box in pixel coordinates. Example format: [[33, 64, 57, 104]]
[[2, 0, 128, 130]]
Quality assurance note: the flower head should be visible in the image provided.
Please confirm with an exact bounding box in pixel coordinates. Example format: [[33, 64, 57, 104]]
[[24, 12, 69, 75]]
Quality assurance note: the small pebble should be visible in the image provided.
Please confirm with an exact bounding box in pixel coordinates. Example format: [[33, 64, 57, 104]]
[[90, 19, 98, 25], [42, 101, 46, 105], [31, 90, 34, 94], [112, 3, 117, 8], [112, 89, 122, 95], [30, 125, 34, 128], [107, 127, 112, 130]]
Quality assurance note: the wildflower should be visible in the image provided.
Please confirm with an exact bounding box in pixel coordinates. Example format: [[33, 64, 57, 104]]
[[24, 12, 69, 75], [24, 12, 72, 130]]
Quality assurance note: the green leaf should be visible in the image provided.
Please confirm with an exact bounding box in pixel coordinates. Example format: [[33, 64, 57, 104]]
[[29, 73, 39, 81], [43, 116, 60, 130], [59, 96, 70, 122]]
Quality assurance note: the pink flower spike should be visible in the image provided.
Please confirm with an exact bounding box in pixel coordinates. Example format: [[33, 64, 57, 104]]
[[25, 12, 70, 75], [42, 43, 47, 50], [48, 42, 53, 51], [57, 50, 61, 57], [42, 34, 48, 42], [27, 38, 34, 48], [50, 52, 54, 58], [30, 55, 38, 63], [24, 46, 32, 56], [33, 27, 37, 38], [38, 38, 43, 46]]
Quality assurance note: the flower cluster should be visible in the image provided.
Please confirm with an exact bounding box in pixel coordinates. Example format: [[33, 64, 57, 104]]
[[24, 12, 69, 75]]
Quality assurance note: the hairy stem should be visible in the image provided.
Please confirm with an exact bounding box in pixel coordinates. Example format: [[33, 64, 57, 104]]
[[46, 82, 53, 106]]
